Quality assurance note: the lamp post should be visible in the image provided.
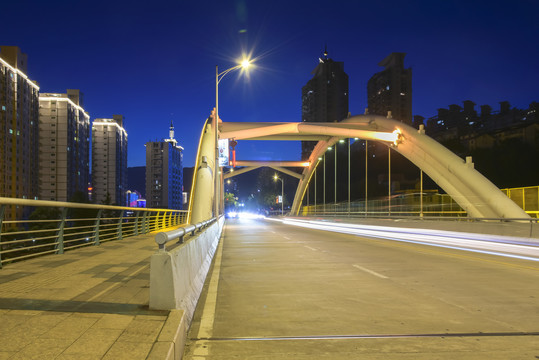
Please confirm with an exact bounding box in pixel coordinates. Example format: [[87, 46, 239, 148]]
[[324, 150, 329, 214], [316, 157, 322, 215], [274, 174, 284, 216], [388, 146, 391, 216], [215, 59, 251, 217], [365, 140, 368, 217], [349, 139, 354, 215], [337, 139, 345, 208], [420, 170, 424, 218]]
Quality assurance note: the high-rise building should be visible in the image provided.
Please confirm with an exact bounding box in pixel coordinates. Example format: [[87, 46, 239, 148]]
[[39, 90, 90, 201], [145, 121, 183, 209], [91, 115, 128, 205], [367, 52, 412, 124], [301, 48, 349, 160], [0, 46, 40, 220]]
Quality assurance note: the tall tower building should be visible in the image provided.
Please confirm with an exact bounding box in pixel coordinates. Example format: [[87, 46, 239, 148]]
[[367, 52, 412, 125], [145, 121, 184, 209], [301, 48, 349, 160], [91, 115, 128, 205], [0, 46, 40, 220], [39, 90, 90, 201]]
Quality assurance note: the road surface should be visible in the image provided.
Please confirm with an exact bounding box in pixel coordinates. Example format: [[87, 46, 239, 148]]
[[184, 217, 539, 359]]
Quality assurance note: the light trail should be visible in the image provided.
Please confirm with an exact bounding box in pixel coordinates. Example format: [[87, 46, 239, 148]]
[[275, 218, 539, 262]]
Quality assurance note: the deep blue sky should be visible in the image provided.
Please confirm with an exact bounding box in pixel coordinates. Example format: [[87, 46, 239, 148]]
[[2, 0, 538, 167]]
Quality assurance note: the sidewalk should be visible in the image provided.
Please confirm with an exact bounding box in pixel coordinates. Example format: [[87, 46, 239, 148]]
[[0, 230, 182, 360]]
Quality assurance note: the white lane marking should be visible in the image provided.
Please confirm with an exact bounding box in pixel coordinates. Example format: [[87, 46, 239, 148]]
[[304, 246, 318, 251], [283, 236, 291, 240], [353, 264, 388, 279], [197, 232, 225, 339]]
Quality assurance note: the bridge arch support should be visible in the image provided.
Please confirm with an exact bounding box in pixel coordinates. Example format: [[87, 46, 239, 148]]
[[291, 115, 528, 219]]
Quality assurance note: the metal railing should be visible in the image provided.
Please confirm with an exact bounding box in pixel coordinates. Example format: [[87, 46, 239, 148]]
[[502, 186, 539, 218], [155, 217, 218, 251], [301, 192, 466, 218], [302, 186, 539, 219], [0, 197, 187, 268]]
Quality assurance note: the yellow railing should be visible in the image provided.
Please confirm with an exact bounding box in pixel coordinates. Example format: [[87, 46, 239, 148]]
[[301, 186, 539, 218], [502, 185, 539, 218], [301, 191, 466, 217], [0, 197, 187, 268]]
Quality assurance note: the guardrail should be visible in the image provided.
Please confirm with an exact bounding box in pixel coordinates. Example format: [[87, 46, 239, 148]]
[[0, 197, 187, 268], [302, 187, 539, 219], [155, 217, 217, 251]]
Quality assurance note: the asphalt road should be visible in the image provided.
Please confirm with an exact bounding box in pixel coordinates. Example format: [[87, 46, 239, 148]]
[[184, 218, 539, 359]]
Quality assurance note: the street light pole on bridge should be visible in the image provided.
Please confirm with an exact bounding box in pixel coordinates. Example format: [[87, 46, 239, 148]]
[[215, 58, 251, 217], [274, 174, 284, 216]]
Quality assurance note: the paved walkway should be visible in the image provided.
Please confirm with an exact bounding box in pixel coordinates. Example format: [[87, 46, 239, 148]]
[[0, 229, 181, 360]]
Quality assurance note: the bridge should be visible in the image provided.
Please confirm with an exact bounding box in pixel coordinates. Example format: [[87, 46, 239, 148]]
[[1, 112, 538, 359]]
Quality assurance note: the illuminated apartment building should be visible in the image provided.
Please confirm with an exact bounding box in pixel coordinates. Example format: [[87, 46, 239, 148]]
[[301, 48, 349, 160], [367, 52, 412, 124], [0, 46, 40, 220], [145, 121, 183, 209], [91, 115, 128, 205], [39, 90, 90, 201]]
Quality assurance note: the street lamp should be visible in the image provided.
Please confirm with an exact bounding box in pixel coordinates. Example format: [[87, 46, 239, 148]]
[[337, 139, 345, 206], [274, 174, 284, 216], [324, 148, 331, 214], [215, 58, 251, 217]]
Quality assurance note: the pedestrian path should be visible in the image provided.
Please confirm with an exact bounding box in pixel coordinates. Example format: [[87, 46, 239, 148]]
[[0, 229, 182, 360]]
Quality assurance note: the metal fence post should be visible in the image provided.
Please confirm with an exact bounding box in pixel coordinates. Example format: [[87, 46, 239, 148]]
[[143, 211, 149, 234], [162, 211, 166, 230], [94, 209, 102, 246], [56, 207, 68, 254], [134, 211, 140, 236], [0, 204, 5, 268], [117, 210, 124, 241]]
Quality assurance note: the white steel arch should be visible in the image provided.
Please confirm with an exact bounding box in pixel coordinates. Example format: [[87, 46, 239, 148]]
[[191, 114, 529, 220], [290, 115, 528, 218]]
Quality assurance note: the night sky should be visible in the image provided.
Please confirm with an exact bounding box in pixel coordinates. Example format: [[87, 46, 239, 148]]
[[2, 0, 538, 168]]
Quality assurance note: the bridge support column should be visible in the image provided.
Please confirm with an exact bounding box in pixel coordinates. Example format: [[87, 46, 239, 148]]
[[190, 121, 216, 224]]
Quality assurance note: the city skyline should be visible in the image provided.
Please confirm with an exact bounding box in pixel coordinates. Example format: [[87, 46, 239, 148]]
[[2, 0, 538, 168]]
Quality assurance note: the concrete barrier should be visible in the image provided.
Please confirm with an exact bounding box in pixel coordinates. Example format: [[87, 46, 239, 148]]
[[149, 216, 225, 324]]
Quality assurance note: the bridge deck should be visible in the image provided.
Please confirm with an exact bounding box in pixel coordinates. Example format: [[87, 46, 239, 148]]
[[0, 230, 179, 360], [184, 218, 539, 359]]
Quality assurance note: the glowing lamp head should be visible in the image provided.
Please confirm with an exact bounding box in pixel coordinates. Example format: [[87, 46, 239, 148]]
[[392, 128, 402, 146], [241, 59, 251, 69]]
